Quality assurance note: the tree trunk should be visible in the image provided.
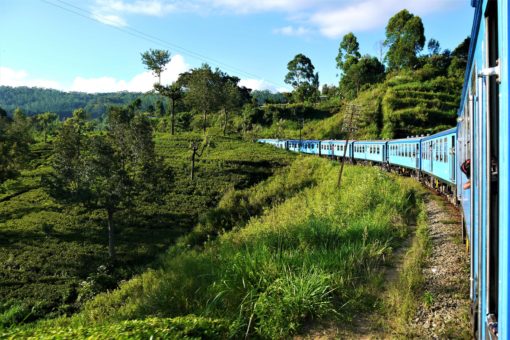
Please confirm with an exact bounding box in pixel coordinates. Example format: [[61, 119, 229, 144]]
[[223, 108, 227, 136], [203, 111, 207, 133], [191, 147, 196, 180], [171, 98, 175, 135], [107, 209, 116, 261]]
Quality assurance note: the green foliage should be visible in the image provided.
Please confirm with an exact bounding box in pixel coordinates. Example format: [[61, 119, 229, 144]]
[[384, 9, 426, 70], [2, 315, 229, 339], [141, 49, 171, 84], [177, 65, 249, 133], [44, 106, 167, 259], [336, 32, 361, 72], [381, 76, 459, 138], [251, 90, 287, 105], [340, 55, 385, 99], [34, 112, 59, 142], [384, 200, 429, 335], [0, 86, 164, 119], [0, 108, 33, 182], [284, 54, 320, 103], [0, 131, 294, 327], [59, 157, 422, 338]]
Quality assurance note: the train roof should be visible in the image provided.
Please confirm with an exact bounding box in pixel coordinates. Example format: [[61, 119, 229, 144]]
[[352, 140, 387, 144], [388, 136, 423, 144], [421, 127, 457, 141], [458, 0, 483, 117], [321, 139, 354, 143]]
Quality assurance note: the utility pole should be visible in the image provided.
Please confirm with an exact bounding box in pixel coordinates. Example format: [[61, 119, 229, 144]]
[[337, 104, 361, 189]]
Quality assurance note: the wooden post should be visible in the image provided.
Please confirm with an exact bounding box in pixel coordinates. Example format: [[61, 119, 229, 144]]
[[337, 104, 361, 189]]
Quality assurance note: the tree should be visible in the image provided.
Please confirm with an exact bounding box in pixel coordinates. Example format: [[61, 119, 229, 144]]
[[36, 112, 59, 142], [154, 83, 182, 135], [0, 108, 33, 181], [336, 32, 361, 73], [44, 107, 165, 261], [384, 9, 426, 70], [336, 32, 384, 99], [340, 55, 385, 98], [427, 38, 441, 55], [141, 49, 171, 85], [178, 64, 223, 133], [448, 37, 471, 80], [190, 137, 210, 180], [284, 54, 320, 103], [220, 76, 245, 136]]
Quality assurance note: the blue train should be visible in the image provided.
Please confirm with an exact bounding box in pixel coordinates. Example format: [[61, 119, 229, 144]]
[[259, 1, 509, 337]]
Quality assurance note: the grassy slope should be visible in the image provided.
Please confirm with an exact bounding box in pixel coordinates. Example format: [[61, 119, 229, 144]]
[[0, 134, 294, 326], [300, 73, 459, 141], [4, 156, 425, 338]]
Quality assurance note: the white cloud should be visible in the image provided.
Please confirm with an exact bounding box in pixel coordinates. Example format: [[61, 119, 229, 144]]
[[273, 25, 310, 37], [239, 78, 289, 93], [91, 12, 128, 27], [309, 0, 461, 38], [70, 54, 190, 93], [91, 0, 180, 26], [90, 0, 462, 38], [0, 54, 190, 93], [95, 0, 176, 16], [0, 67, 64, 90]]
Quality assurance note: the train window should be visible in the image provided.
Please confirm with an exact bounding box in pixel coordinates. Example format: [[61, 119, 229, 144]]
[[444, 138, 448, 162], [439, 140, 443, 161]]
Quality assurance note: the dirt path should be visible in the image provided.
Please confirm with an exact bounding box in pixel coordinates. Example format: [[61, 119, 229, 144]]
[[408, 195, 471, 338], [296, 192, 471, 339]]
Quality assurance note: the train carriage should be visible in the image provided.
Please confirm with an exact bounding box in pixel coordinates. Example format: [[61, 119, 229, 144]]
[[320, 140, 335, 157], [420, 128, 457, 185], [287, 140, 301, 153], [352, 141, 387, 163], [387, 137, 422, 171], [455, 0, 509, 337], [323, 140, 354, 158], [300, 140, 321, 155]]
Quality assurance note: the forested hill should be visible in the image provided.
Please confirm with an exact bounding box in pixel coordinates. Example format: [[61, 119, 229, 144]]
[[0, 86, 162, 118]]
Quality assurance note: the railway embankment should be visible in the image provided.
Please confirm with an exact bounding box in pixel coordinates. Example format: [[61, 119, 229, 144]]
[[298, 190, 471, 339], [407, 194, 471, 338]]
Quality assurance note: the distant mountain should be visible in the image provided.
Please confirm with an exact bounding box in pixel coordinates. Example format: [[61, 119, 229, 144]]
[[0, 86, 163, 118]]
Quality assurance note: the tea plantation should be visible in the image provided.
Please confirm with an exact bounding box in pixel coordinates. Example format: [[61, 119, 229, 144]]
[[0, 133, 294, 326]]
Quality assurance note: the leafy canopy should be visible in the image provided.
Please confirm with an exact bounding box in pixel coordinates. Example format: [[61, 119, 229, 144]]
[[141, 49, 171, 84], [284, 54, 319, 103], [384, 9, 425, 70]]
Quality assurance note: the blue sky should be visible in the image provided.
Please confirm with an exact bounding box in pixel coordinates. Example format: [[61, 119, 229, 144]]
[[0, 0, 474, 93]]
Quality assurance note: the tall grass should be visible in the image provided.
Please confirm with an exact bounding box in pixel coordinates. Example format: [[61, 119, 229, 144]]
[[8, 156, 423, 338], [384, 200, 429, 335]]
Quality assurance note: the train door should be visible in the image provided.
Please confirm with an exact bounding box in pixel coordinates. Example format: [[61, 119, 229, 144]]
[[483, 0, 500, 334], [430, 142, 434, 173], [415, 144, 419, 169], [450, 136, 456, 182]]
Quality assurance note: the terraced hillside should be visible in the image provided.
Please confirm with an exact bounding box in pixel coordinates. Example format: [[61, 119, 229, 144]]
[[302, 73, 460, 141]]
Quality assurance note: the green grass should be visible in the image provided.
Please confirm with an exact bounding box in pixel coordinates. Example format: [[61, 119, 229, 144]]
[[12, 157, 424, 338], [384, 199, 430, 335], [0, 134, 295, 326]]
